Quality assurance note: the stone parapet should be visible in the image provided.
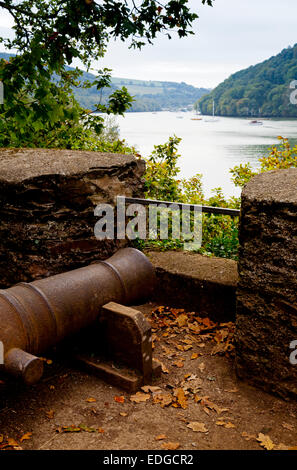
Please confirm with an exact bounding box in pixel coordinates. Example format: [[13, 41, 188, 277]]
[[235, 168, 297, 399], [0, 148, 145, 286]]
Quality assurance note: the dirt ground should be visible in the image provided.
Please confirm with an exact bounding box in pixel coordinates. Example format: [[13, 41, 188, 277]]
[[0, 302, 296, 451]]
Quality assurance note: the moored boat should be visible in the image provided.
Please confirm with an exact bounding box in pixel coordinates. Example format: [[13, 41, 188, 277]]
[[249, 120, 263, 125]]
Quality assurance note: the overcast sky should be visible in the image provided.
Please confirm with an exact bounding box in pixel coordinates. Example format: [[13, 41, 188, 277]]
[[1, 0, 297, 88]]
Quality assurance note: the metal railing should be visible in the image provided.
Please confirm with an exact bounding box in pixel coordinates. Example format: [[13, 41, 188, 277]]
[[124, 197, 240, 218]]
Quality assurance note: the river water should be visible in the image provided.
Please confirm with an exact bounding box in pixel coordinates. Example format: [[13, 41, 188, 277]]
[[117, 112, 297, 198]]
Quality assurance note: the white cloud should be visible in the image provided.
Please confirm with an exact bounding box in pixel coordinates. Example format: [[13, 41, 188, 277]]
[[0, 10, 14, 28]]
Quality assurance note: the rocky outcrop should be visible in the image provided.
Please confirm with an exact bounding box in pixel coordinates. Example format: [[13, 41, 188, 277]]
[[0, 148, 145, 287], [235, 168, 297, 399]]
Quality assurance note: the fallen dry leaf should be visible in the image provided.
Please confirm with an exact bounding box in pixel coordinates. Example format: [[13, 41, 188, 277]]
[[188, 323, 201, 334], [181, 378, 202, 395], [98, 428, 105, 433], [20, 432, 32, 442], [195, 395, 227, 415], [155, 434, 167, 441], [282, 423, 294, 431], [57, 424, 98, 434], [241, 431, 257, 441], [86, 397, 96, 403], [212, 404, 229, 414], [216, 421, 235, 429], [7, 438, 22, 450], [161, 442, 180, 450], [173, 360, 184, 368], [182, 338, 193, 345], [150, 306, 235, 359], [191, 353, 199, 360], [79, 425, 97, 433], [176, 314, 188, 328], [130, 392, 150, 403], [257, 433, 275, 450], [153, 392, 173, 408], [45, 409, 55, 419], [154, 359, 169, 374], [174, 388, 188, 409], [187, 422, 208, 433], [141, 386, 161, 393], [119, 412, 128, 417], [161, 346, 176, 359], [198, 363, 205, 372], [57, 425, 81, 433], [114, 396, 125, 403], [186, 373, 197, 380]]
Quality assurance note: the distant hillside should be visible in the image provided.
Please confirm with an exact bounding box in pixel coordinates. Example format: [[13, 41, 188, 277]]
[[0, 52, 210, 112], [197, 44, 297, 117]]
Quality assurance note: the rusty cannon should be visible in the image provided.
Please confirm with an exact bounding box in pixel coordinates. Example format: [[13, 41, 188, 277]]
[[0, 248, 159, 390]]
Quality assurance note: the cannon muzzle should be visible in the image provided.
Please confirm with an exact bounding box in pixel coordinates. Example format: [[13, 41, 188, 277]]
[[0, 248, 155, 384]]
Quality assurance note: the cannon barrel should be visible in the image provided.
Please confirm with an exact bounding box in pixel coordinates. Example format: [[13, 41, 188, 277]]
[[0, 248, 155, 384]]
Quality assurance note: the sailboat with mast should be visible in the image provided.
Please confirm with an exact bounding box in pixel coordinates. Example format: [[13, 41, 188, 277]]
[[204, 99, 219, 122]]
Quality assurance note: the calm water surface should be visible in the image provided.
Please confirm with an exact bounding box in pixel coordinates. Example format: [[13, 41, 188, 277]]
[[117, 112, 297, 198]]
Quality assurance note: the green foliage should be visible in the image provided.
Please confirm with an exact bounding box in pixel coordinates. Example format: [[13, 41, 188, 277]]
[[197, 44, 297, 117], [144, 135, 182, 201], [259, 136, 297, 170], [229, 163, 258, 188], [141, 136, 240, 260], [200, 215, 239, 260], [0, 1, 212, 148], [230, 136, 297, 187], [139, 133, 297, 260], [0, 59, 133, 149], [1, 1, 210, 63]]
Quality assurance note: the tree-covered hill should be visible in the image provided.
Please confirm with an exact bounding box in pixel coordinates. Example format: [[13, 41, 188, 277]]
[[72, 74, 210, 112], [197, 44, 297, 117], [0, 52, 209, 112], [109, 78, 210, 112]]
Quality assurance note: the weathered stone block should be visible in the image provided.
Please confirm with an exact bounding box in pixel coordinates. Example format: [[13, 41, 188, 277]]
[[148, 251, 238, 322], [0, 148, 145, 287], [235, 168, 297, 399]]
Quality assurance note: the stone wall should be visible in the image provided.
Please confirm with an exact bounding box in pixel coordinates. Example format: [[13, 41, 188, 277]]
[[0, 148, 145, 287], [235, 168, 297, 399], [148, 251, 238, 322]]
